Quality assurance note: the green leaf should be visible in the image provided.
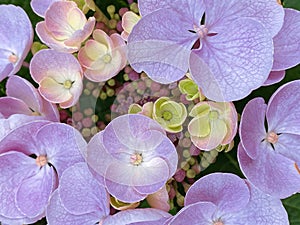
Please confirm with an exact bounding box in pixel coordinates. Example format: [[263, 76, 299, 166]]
[[283, 0, 300, 10], [283, 193, 300, 225]]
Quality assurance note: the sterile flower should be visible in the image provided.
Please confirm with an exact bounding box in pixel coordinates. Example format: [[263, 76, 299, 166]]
[[30, 0, 60, 17], [153, 97, 187, 133], [30, 49, 83, 108], [238, 80, 300, 198], [188, 101, 237, 150], [121, 11, 141, 41], [0, 75, 59, 121], [128, 0, 284, 101], [0, 4, 33, 81], [78, 29, 127, 82], [46, 162, 110, 225], [36, 1, 95, 53], [264, 8, 300, 85], [0, 121, 86, 224], [87, 114, 178, 203], [168, 173, 289, 225]]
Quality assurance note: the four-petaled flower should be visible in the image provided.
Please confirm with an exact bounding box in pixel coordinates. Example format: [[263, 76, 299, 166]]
[[87, 114, 178, 203], [238, 80, 300, 198]]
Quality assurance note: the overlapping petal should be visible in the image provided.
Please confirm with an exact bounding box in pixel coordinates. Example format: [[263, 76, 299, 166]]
[[30, 0, 59, 17], [0, 5, 33, 81], [128, 8, 198, 83], [266, 80, 300, 134], [102, 208, 171, 225], [87, 114, 178, 203], [185, 173, 250, 213], [238, 143, 300, 199], [192, 18, 273, 101], [239, 98, 267, 159], [272, 8, 300, 71]]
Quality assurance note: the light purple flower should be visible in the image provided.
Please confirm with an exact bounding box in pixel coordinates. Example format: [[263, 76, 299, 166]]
[[46, 162, 110, 225], [0, 5, 33, 81], [30, 49, 83, 108], [30, 0, 60, 17], [0, 75, 59, 121], [128, 0, 284, 101], [238, 80, 300, 199], [264, 8, 300, 85], [36, 1, 95, 53], [87, 114, 178, 203], [101, 208, 171, 225], [0, 121, 86, 224], [168, 173, 288, 225]]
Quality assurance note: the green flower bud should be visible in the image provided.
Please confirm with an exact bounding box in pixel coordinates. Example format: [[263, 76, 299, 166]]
[[153, 97, 187, 133]]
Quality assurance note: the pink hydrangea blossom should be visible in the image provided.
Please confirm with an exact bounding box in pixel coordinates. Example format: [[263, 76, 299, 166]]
[[238, 80, 300, 198], [30, 49, 83, 108], [36, 1, 95, 53], [0, 75, 59, 121], [0, 5, 33, 81], [0, 121, 86, 224], [87, 114, 178, 203], [78, 29, 127, 82]]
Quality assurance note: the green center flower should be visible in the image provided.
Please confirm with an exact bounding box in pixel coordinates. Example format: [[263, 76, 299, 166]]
[[153, 97, 187, 133], [162, 111, 173, 121], [63, 80, 73, 89]]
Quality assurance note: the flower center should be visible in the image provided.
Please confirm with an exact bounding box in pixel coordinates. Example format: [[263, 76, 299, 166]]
[[209, 110, 219, 120], [266, 131, 278, 144], [162, 111, 173, 121], [194, 24, 208, 39], [36, 155, 48, 167], [130, 153, 143, 166], [8, 53, 18, 63], [63, 80, 73, 89], [103, 54, 112, 63], [213, 222, 224, 225]]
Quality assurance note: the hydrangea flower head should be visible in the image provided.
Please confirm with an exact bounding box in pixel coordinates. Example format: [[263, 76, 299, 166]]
[[87, 114, 178, 203], [128, 0, 284, 101], [238, 80, 300, 198], [36, 1, 95, 53], [0, 4, 33, 81], [46, 162, 110, 225], [188, 101, 237, 150], [78, 29, 127, 82], [0, 75, 59, 121], [30, 49, 83, 108], [168, 173, 289, 225], [0, 121, 86, 224]]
